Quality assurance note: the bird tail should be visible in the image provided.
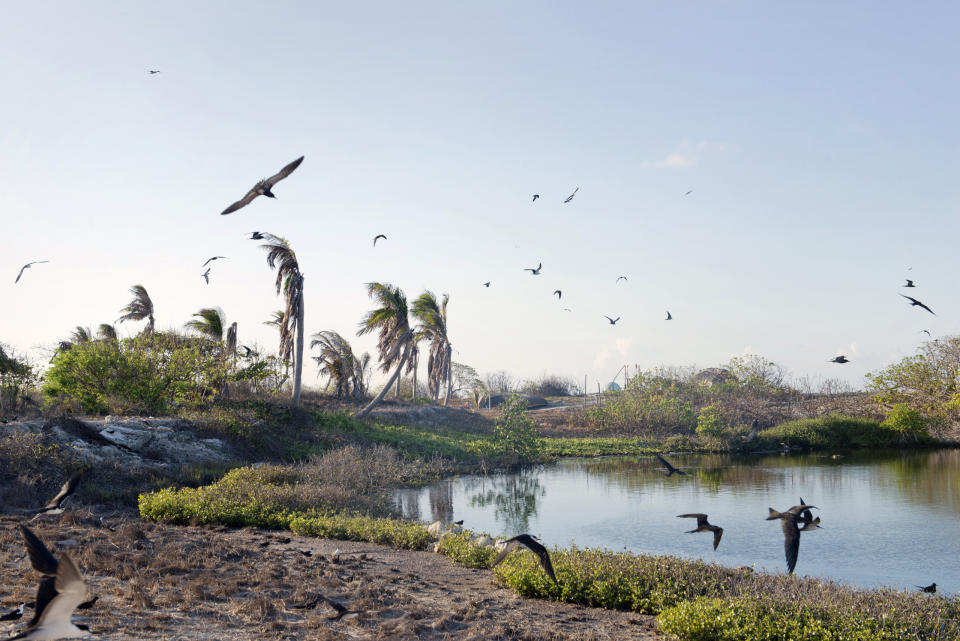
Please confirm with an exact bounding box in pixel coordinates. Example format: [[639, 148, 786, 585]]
[[800, 517, 821, 531], [766, 508, 783, 520]]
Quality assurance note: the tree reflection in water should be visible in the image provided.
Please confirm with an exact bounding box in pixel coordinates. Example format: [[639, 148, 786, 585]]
[[429, 480, 455, 523], [467, 469, 545, 533]]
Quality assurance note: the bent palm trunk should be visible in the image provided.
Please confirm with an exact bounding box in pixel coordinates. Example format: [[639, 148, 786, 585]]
[[355, 349, 408, 419], [292, 284, 304, 407]]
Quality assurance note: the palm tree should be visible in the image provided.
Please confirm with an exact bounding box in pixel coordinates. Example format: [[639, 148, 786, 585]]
[[225, 322, 238, 356], [412, 291, 453, 404], [354, 282, 414, 418], [117, 284, 155, 335], [261, 234, 305, 407], [263, 310, 291, 362], [184, 307, 226, 341], [70, 326, 94, 344], [406, 338, 420, 400], [310, 330, 357, 399], [353, 351, 372, 399], [96, 324, 118, 341]]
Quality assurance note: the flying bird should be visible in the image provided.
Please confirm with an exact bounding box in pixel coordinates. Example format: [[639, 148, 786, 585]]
[[904, 280, 915, 288], [249, 231, 265, 240], [14, 261, 49, 284], [655, 453, 686, 476], [920, 329, 931, 336], [562, 308, 572, 312], [677, 513, 723, 550], [20, 472, 82, 516], [553, 290, 562, 299], [482, 282, 491, 287], [201, 256, 227, 267], [148, 70, 160, 74], [524, 263, 542, 275], [491, 534, 557, 584], [373, 234, 387, 247], [797, 498, 821, 528], [531, 194, 540, 202], [288, 594, 361, 621], [766, 504, 821, 574], [201, 268, 211, 285], [616, 276, 627, 283], [829, 355, 849, 364], [219, 155, 304, 215], [665, 311, 672, 320], [0, 604, 24, 622], [604, 315, 620, 325], [901, 294, 935, 315], [684, 190, 693, 196], [916, 582, 937, 593], [563, 187, 579, 203]]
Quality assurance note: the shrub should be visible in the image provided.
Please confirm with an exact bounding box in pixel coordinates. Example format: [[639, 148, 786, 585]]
[[435, 531, 498, 568], [751, 415, 907, 450], [880, 404, 930, 441], [521, 373, 579, 397], [0, 343, 34, 412], [492, 394, 542, 463], [695, 403, 728, 438]]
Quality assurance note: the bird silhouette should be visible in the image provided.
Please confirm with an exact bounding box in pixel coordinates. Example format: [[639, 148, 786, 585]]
[[524, 263, 542, 275], [201, 268, 211, 285], [677, 513, 723, 550], [531, 194, 540, 202], [616, 276, 627, 283], [563, 187, 579, 203], [562, 308, 572, 312], [665, 311, 672, 320], [249, 231, 265, 240], [20, 472, 82, 517], [766, 504, 820, 574], [920, 329, 931, 336], [148, 70, 160, 74], [553, 290, 562, 299], [797, 498, 821, 528], [655, 453, 686, 476], [373, 234, 387, 247], [482, 282, 491, 287], [901, 294, 935, 315], [684, 190, 693, 196], [14, 261, 50, 284], [201, 256, 226, 267], [904, 280, 915, 288], [604, 315, 620, 325], [829, 355, 849, 364], [491, 535, 557, 584], [240, 345, 253, 357], [220, 155, 304, 215], [916, 582, 937, 593]]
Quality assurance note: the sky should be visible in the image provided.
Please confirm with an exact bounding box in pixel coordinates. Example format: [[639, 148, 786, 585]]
[[2, 1, 958, 393]]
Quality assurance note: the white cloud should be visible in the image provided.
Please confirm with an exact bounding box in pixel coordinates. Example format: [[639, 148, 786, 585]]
[[593, 344, 610, 369], [616, 337, 633, 358], [642, 140, 735, 169]]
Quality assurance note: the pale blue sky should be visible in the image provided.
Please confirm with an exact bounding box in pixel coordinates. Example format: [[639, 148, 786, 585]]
[[2, 1, 957, 391]]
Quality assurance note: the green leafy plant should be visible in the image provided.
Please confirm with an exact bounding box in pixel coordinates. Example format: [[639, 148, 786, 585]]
[[492, 394, 542, 464]]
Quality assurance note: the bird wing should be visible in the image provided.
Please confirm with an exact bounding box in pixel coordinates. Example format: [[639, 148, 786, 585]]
[[45, 472, 81, 510], [712, 527, 723, 550], [554, 290, 561, 298], [264, 156, 304, 187], [781, 518, 800, 574], [604, 316, 614, 323], [655, 453, 676, 473], [15, 265, 27, 283], [786, 504, 816, 516], [517, 538, 557, 583], [918, 301, 935, 315], [491, 545, 515, 568], [28, 575, 58, 627], [35, 554, 89, 629], [319, 595, 347, 615], [20, 525, 59, 575], [617, 276, 627, 282], [220, 187, 260, 215], [613, 317, 620, 323], [677, 513, 709, 528]]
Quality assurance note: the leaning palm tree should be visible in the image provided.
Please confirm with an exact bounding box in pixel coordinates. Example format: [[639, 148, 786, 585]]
[[353, 351, 372, 399], [69, 326, 93, 345], [117, 284, 155, 335], [354, 282, 413, 418], [184, 307, 226, 342], [406, 338, 420, 400], [263, 310, 292, 363], [96, 323, 118, 341], [412, 291, 453, 404], [311, 330, 356, 399], [261, 233, 305, 407]]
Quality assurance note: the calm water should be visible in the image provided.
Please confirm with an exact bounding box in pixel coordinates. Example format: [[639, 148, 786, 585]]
[[394, 450, 960, 594]]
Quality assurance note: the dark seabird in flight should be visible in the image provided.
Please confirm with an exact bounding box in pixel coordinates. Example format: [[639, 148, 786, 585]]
[[0, 604, 24, 622], [916, 582, 937, 593], [553, 290, 562, 299], [201, 256, 227, 268], [15, 261, 50, 284], [373, 234, 387, 247], [482, 282, 491, 287], [562, 308, 571, 312], [524, 263, 542, 275], [616, 276, 627, 283], [531, 194, 539, 202], [901, 294, 935, 315], [604, 315, 620, 325], [148, 70, 160, 74], [201, 268, 211, 285], [563, 187, 579, 203], [289, 594, 361, 621], [677, 513, 723, 550], [220, 155, 304, 215], [240, 345, 253, 357], [249, 231, 265, 240], [21, 472, 81, 517], [829, 355, 849, 364], [766, 504, 821, 574], [491, 534, 557, 584], [684, 190, 693, 196], [797, 498, 821, 528], [665, 311, 672, 320], [904, 279, 915, 288], [655, 453, 686, 476], [920, 330, 931, 336]]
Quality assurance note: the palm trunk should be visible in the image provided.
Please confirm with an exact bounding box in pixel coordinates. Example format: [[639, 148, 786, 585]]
[[443, 344, 453, 406], [412, 355, 418, 400], [291, 282, 304, 407], [355, 348, 409, 419]]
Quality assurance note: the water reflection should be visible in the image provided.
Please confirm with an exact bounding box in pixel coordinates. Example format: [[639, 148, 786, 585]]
[[394, 449, 960, 593]]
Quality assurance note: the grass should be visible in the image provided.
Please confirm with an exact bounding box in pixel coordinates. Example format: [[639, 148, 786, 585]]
[[749, 415, 931, 451], [541, 436, 659, 457]]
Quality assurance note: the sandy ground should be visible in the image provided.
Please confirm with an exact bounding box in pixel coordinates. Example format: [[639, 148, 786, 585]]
[[0, 514, 662, 641]]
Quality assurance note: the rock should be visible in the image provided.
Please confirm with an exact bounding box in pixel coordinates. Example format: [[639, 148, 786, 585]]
[[427, 521, 444, 535], [433, 542, 442, 553], [474, 535, 492, 547]]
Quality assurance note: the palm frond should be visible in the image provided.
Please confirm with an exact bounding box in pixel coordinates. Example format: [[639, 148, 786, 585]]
[[184, 307, 226, 341], [96, 323, 118, 341], [117, 284, 155, 333]]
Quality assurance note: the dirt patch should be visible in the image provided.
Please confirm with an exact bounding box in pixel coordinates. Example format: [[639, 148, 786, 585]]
[[0, 514, 661, 640]]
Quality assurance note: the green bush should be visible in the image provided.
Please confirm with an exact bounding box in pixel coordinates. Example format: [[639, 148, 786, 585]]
[[0, 343, 34, 412], [695, 403, 728, 438], [435, 531, 498, 568], [492, 394, 542, 464], [880, 404, 929, 440], [752, 415, 908, 450]]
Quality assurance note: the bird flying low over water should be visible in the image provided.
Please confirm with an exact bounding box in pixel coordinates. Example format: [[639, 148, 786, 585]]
[[604, 315, 620, 325], [20, 472, 81, 517], [482, 282, 491, 288], [797, 498, 821, 528], [563, 187, 579, 203], [201, 256, 226, 267], [492, 534, 557, 584], [677, 514, 723, 550], [524, 263, 542, 275], [553, 290, 562, 299], [201, 268, 211, 285], [373, 234, 387, 247], [904, 280, 915, 288], [249, 231, 265, 240], [220, 155, 304, 215], [916, 582, 937, 593], [901, 294, 935, 315], [665, 311, 672, 320], [766, 504, 820, 574], [829, 355, 849, 364], [531, 194, 539, 202], [616, 275, 627, 283], [655, 453, 686, 476], [14, 261, 49, 284]]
